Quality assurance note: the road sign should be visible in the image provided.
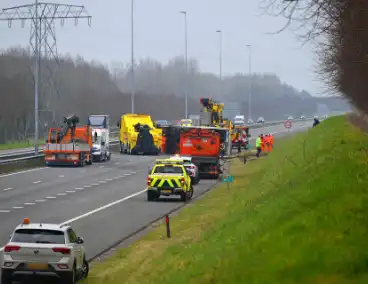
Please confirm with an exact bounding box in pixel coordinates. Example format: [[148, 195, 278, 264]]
[[222, 175, 233, 183], [284, 120, 292, 129]]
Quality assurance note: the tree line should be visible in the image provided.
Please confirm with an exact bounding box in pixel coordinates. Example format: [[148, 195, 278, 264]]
[[0, 46, 349, 144]]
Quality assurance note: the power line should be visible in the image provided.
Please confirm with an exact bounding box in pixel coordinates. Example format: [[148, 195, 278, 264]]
[[0, 1, 91, 154]]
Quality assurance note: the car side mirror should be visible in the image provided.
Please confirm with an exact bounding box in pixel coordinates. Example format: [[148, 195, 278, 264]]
[[76, 237, 84, 244]]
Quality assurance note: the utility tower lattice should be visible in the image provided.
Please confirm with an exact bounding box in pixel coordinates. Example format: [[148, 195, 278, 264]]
[[0, 2, 91, 154]]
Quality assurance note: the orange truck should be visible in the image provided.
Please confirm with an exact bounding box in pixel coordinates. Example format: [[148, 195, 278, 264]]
[[179, 127, 221, 178], [43, 115, 93, 166]]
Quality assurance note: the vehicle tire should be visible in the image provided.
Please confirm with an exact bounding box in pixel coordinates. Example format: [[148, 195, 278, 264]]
[[62, 264, 76, 284], [81, 257, 89, 279], [1, 271, 12, 284], [79, 154, 85, 167], [107, 153, 111, 161], [187, 186, 194, 200], [120, 142, 124, 154], [147, 191, 156, 201]]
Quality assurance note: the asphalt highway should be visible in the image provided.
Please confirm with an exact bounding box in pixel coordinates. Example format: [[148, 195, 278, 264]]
[[0, 121, 312, 279]]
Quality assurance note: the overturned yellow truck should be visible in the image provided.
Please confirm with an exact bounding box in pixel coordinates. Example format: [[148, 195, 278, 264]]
[[117, 113, 162, 155]]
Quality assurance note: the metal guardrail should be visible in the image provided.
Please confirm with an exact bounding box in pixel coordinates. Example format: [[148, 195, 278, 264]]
[[0, 118, 314, 165]]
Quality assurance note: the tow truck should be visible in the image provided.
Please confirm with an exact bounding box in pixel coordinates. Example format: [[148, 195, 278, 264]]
[[147, 159, 193, 201], [44, 115, 93, 166]]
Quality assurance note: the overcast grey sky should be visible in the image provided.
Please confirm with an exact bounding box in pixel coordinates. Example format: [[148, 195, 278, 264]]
[[0, 0, 324, 95]]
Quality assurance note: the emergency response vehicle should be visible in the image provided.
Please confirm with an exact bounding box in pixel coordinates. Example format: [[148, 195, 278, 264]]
[[147, 159, 193, 201], [1, 218, 89, 284]]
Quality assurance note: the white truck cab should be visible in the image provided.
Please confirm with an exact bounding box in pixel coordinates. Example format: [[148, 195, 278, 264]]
[[88, 115, 111, 162]]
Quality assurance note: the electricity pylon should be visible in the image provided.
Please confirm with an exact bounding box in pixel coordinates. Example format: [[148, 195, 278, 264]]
[[0, 1, 91, 153]]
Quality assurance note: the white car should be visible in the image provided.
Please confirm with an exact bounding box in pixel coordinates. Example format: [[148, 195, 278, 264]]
[[288, 116, 294, 120], [170, 155, 200, 184], [247, 119, 254, 124], [1, 218, 89, 284], [256, 117, 265, 123]]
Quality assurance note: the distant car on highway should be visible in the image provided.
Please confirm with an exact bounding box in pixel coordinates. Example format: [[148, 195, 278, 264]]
[[256, 117, 265, 123], [155, 120, 168, 128], [1, 218, 89, 284], [247, 118, 254, 124], [300, 115, 306, 119], [287, 116, 294, 120], [314, 115, 319, 119]]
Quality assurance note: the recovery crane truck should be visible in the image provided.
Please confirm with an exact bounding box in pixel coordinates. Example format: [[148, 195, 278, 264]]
[[117, 113, 161, 155], [44, 115, 93, 166], [199, 98, 224, 126]]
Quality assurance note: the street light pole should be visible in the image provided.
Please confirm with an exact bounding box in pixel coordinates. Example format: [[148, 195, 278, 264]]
[[131, 0, 135, 113], [180, 11, 188, 118], [247, 44, 252, 120], [216, 30, 222, 81]]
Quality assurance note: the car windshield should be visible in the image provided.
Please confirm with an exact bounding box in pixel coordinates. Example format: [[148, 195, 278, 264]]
[[153, 165, 183, 174], [11, 229, 65, 244]]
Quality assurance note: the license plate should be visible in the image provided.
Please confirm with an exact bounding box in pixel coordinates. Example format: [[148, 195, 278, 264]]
[[26, 263, 48, 270], [161, 189, 172, 194]]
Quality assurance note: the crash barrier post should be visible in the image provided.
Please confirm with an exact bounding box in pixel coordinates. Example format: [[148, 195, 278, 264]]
[[165, 215, 171, 238]]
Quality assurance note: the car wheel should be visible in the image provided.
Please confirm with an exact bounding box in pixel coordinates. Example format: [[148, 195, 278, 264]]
[[147, 191, 156, 201], [187, 186, 194, 200], [62, 264, 76, 284], [81, 257, 89, 279], [1, 270, 12, 284]]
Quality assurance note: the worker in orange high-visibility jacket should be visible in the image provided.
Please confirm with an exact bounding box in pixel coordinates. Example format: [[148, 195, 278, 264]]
[[270, 134, 274, 151], [265, 134, 271, 152]]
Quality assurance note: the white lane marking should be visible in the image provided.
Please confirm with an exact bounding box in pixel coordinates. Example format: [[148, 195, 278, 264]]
[[46, 196, 56, 199], [24, 202, 35, 205], [105, 178, 112, 181], [60, 189, 147, 226], [66, 190, 75, 193], [99, 181, 107, 184], [115, 162, 120, 165], [99, 166, 104, 168], [33, 180, 42, 184], [3, 188, 12, 191], [91, 183, 99, 186], [84, 185, 92, 188], [1, 188, 147, 252], [35, 199, 46, 202], [0, 167, 48, 178], [59, 175, 64, 178], [75, 187, 84, 190], [124, 173, 131, 176], [0, 210, 10, 213], [57, 193, 66, 196], [12, 206, 23, 209], [129, 171, 136, 174]]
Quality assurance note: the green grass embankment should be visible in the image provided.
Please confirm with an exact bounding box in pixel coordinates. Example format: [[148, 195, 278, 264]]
[[83, 115, 368, 284], [0, 139, 44, 150]]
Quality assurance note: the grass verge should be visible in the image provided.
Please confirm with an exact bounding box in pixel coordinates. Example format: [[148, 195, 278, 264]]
[[83, 115, 368, 284], [0, 139, 45, 150]]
